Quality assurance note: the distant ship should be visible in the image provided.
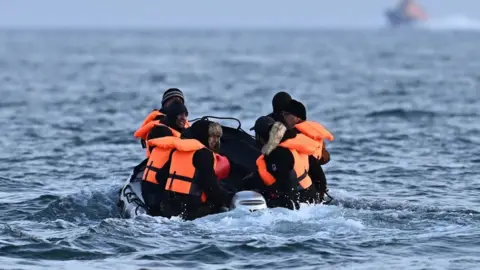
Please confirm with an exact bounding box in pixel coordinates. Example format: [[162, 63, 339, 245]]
[[385, 0, 428, 27]]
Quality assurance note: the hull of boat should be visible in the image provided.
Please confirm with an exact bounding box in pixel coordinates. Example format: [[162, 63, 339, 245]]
[[116, 156, 269, 219], [117, 173, 268, 219], [117, 168, 148, 219], [385, 9, 416, 27], [385, 0, 427, 28], [117, 118, 332, 219]]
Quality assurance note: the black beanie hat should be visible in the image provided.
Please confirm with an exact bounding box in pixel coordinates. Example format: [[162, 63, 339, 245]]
[[283, 99, 306, 121], [165, 100, 188, 119], [162, 88, 184, 106], [165, 100, 188, 129], [272, 91, 292, 113]]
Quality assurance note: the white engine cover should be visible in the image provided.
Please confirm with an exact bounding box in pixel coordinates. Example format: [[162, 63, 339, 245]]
[[230, 191, 267, 212]]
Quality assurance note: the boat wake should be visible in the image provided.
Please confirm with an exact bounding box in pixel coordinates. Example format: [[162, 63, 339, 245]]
[[421, 15, 480, 30]]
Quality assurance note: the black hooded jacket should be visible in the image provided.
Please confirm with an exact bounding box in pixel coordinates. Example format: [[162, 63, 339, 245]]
[[145, 119, 233, 220], [243, 129, 324, 207], [182, 120, 232, 205]]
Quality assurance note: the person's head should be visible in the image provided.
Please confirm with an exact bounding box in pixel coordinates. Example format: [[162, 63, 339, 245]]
[[250, 116, 275, 146], [272, 91, 292, 114], [282, 99, 306, 128], [162, 88, 185, 108], [165, 100, 188, 131], [190, 119, 223, 153], [251, 116, 288, 154]]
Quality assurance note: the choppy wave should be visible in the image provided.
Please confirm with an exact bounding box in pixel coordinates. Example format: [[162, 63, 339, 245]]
[[1, 29, 479, 269], [365, 108, 437, 119]]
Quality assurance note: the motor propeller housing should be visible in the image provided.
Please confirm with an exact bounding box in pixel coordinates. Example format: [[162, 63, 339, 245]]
[[230, 191, 267, 212]]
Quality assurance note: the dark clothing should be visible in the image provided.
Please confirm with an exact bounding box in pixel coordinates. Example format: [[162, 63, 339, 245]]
[[162, 88, 184, 106], [271, 91, 292, 114], [144, 125, 175, 155], [155, 108, 167, 121], [242, 130, 325, 208], [140, 109, 167, 148], [142, 147, 233, 220], [241, 147, 299, 209], [164, 101, 188, 130], [192, 148, 233, 208], [149, 108, 167, 119], [308, 156, 327, 199], [250, 116, 275, 140], [283, 99, 307, 121], [263, 147, 301, 209], [318, 147, 330, 165], [188, 120, 215, 147], [266, 112, 285, 123], [141, 180, 166, 216], [147, 125, 174, 140]]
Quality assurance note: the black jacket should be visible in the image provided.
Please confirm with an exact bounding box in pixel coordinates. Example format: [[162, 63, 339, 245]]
[[242, 130, 323, 208]]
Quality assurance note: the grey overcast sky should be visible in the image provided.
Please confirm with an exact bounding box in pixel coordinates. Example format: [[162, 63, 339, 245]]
[[0, 0, 479, 29]]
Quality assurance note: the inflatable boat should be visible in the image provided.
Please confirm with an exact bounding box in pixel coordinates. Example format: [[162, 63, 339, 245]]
[[117, 116, 269, 218], [117, 116, 333, 219], [117, 159, 268, 218]]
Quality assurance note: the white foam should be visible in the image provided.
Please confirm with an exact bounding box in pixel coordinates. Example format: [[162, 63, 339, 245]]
[[421, 15, 480, 31], [188, 203, 365, 238]]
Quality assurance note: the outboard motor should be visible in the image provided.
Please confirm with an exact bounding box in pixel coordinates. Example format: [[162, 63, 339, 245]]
[[230, 191, 267, 212]]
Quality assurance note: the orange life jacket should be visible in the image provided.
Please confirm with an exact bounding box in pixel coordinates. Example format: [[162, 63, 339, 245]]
[[134, 120, 181, 158], [135, 109, 191, 137], [142, 136, 216, 203], [137, 110, 191, 132], [294, 120, 334, 160], [256, 134, 321, 191], [140, 110, 165, 129]]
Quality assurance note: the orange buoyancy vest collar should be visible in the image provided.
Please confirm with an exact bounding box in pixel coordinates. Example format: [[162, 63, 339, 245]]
[[279, 133, 322, 156], [143, 137, 216, 203], [140, 110, 164, 128], [256, 135, 315, 190], [134, 120, 182, 158], [294, 121, 333, 160], [147, 136, 204, 151], [135, 110, 191, 139], [134, 120, 181, 141], [295, 120, 334, 141]]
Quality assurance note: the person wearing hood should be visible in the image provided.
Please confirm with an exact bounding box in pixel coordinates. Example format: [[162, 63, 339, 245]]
[[141, 119, 234, 220], [134, 100, 188, 158], [243, 116, 322, 209], [249, 91, 291, 149], [134, 88, 191, 150], [281, 99, 333, 164], [266, 91, 292, 123], [280, 99, 334, 200]]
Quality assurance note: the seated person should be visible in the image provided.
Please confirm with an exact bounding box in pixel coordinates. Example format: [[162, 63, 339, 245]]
[[244, 116, 323, 209], [134, 100, 188, 157], [278, 99, 335, 200], [267, 91, 292, 122], [141, 119, 233, 220], [134, 88, 191, 149]]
